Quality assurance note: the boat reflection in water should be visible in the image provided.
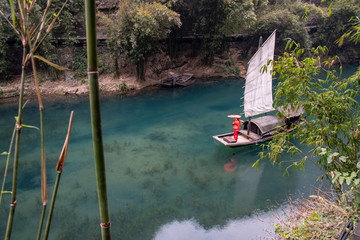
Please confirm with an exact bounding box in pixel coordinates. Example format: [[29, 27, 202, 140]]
[[224, 158, 237, 172]]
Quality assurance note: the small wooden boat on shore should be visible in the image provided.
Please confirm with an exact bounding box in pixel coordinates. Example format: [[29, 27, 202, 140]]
[[212, 30, 305, 148], [160, 72, 194, 87]]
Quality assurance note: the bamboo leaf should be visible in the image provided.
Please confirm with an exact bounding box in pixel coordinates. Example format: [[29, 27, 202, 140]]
[[354, 178, 360, 185], [339, 156, 348, 163], [22, 124, 40, 130], [33, 55, 74, 72], [1, 191, 12, 194], [1, 152, 8, 155], [339, 176, 345, 185], [302, 3, 308, 20], [331, 171, 341, 184], [327, 152, 339, 163], [47, 0, 70, 34], [252, 159, 260, 171], [9, 0, 16, 26], [346, 177, 352, 185], [56, 111, 74, 172], [328, 2, 333, 16], [46, 18, 57, 34], [318, 147, 327, 156], [14, 116, 40, 130]]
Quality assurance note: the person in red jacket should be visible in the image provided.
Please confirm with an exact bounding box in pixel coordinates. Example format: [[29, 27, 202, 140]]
[[232, 117, 241, 141]]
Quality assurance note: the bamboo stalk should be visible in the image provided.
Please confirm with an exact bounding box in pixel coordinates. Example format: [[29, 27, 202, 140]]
[[0, 124, 16, 208], [4, 45, 27, 240], [43, 111, 74, 240], [27, 24, 49, 239], [42, 173, 59, 240], [33, 58, 47, 205], [85, 0, 111, 238], [37, 206, 47, 240]]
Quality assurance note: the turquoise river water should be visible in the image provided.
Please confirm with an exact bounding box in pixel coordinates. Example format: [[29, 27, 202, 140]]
[[0, 65, 357, 239]]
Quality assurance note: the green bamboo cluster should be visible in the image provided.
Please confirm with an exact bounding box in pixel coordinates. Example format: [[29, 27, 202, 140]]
[[0, 0, 72, 239]]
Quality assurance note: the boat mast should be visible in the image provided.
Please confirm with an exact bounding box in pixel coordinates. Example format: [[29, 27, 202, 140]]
[[247, 36, 263, 137]]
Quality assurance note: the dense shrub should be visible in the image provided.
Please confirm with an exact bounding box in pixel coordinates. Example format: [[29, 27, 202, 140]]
[[252, 9, 311, 52], [312, 2, 360, 60]]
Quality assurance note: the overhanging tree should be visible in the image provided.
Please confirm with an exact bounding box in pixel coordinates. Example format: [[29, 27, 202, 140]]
[[100, 0, 181, 81], [258, 40, 360, 209]]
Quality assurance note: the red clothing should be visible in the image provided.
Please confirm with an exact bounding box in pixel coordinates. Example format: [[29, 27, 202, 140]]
[[233, 119, 240, 130], [233, 130, 239, 141], [232, 119, 241, 141]]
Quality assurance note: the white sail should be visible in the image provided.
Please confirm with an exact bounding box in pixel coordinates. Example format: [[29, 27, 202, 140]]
[[244, 30, 276, 118]]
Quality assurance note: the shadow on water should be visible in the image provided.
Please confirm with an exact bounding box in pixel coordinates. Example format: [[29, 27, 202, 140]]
[[0, 77, 328, 239]]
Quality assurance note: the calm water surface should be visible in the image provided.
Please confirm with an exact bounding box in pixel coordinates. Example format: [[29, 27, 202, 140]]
[[2, 67, 356, 239]]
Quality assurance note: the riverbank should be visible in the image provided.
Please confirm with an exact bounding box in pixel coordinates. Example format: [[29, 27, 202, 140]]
[[0, 54, 247, 99]]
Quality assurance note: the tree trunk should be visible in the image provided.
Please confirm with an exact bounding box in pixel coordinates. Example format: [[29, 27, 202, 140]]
[[113, 53, 119, 77], [135, 59, 145, 82]]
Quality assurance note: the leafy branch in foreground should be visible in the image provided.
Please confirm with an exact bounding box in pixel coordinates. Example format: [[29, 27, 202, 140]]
[[337, 16, 360, 46], [259, 40, 360, 209]]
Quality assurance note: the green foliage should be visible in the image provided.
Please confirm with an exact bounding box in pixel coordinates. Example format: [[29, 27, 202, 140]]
[[312, 1, 360, 51], [274, 194, 356, 239], [296, 2, 326, 26], [0, 0, 82, 83], [222, 0, 258, 34], [337, 16, 360, 46], [0, 0, 83, 81], [0, 36, 9, 79], [215, 58, 240, 76], [98, 52, 115, 75], [252, 8, 311, 50], [0, 3, 22, 79], [51, 0, 85, 40], [70, 50, 88, 78], [188, 0, 259, 65], [118, 82, 129, 92], [100, 0, 181, 81], [260, 40, 360, 210], [192, 0, 226, 65]]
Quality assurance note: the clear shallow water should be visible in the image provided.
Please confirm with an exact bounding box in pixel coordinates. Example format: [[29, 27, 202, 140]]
[[0, 75, 337, 239]]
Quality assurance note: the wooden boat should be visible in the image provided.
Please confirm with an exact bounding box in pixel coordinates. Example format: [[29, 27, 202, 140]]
[[212, 30, 304, 148], [160, 72, 194, 87], [213, 112, 304, 147]]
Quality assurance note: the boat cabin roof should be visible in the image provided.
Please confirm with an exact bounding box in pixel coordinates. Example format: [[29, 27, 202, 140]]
[[250, 115, 285, 134]]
